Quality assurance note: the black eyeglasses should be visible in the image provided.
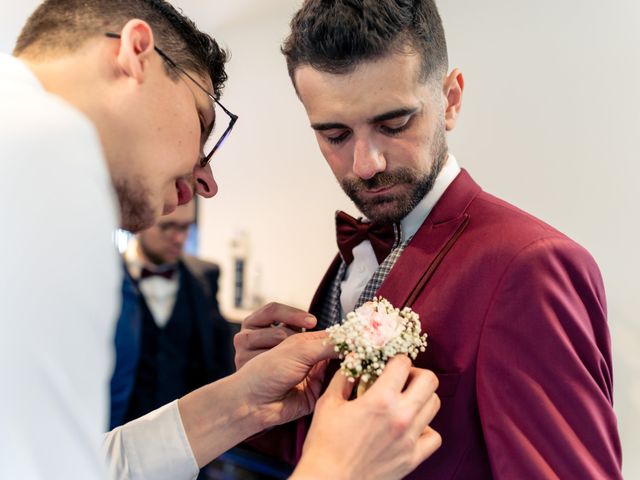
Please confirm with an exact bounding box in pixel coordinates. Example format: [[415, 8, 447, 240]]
[[106, 32, 238, 167]]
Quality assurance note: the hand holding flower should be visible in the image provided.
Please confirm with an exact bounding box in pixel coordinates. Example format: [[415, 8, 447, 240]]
[[327, 297, 427, 393]]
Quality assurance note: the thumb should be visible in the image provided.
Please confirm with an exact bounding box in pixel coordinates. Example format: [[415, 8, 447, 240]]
[[324, 368, 355, 401], [286, 331, 338, 366]]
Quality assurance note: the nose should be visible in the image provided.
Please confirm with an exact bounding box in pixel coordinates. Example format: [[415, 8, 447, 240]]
[[352, 138, 386, 180], [173, 229, 190, 245], [193, 162, 218, 198]]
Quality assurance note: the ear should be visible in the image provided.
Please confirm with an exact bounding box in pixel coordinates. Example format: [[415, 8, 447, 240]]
[[442, 68, 464, 131], [115, 19, 156, 84]]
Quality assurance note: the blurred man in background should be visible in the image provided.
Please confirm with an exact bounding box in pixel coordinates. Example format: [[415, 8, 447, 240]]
[[111, 198, 233, 429]]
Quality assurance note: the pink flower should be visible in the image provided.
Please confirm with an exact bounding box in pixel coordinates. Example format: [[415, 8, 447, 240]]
[[356, 301, 400, 348], [326, 296, 426, 385]]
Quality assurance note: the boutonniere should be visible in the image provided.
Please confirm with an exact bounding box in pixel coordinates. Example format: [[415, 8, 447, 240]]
[[327, 297, 427, 396]]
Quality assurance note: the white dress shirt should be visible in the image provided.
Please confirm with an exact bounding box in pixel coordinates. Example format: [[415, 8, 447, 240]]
[[104, 402, 198, 480], [124, 239, 180, 328], [340, 155, 461, 314], [0, 54, 197, 480]]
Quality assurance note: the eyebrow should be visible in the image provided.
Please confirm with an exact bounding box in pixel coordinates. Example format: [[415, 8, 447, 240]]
[[176, 69, 216, 138], [176, 70, 216, 140], [158, 221, 192, 228], [199, 96, 216, 139], [204, 107, 215, 138], [311, 107, 419, 131], [371, 107, 419, 123]]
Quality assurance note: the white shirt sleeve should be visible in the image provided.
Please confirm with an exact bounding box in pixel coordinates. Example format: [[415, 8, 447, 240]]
[[103, 401, 199, 480]]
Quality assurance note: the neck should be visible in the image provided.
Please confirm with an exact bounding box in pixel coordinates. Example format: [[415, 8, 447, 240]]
[[136, 241, 160, 268]]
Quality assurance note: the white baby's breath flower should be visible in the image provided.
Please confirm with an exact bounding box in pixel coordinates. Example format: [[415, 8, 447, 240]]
[[326, 297, 427, 389]]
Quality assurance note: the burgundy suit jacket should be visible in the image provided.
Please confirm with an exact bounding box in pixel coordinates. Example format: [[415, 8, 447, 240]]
[[250, 170, 622, 479]]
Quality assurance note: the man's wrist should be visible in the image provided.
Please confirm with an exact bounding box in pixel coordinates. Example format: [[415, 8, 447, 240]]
[[178, 373, 263, 467], [230, 367, 273, 433], [291, 455, 348, 480], [224, 372, 266, 435]]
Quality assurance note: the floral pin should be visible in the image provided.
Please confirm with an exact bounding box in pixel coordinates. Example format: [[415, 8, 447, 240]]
[[326, 297, 427, 395]]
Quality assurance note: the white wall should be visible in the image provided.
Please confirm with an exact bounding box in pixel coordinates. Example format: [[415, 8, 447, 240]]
[[0, 1, 40, 52], [2, 0, 638, 476], [198, 2, 357, 311], [202, 1, 640, 477]]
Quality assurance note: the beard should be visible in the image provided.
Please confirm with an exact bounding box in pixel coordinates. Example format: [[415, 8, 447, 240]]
[[115, 177, 156, 233], [341, 122, 448, 224]]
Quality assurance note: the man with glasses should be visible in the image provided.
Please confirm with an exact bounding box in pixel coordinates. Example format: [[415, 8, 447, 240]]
[[0, 1, 442, 479], [111, 198, 233, 433]]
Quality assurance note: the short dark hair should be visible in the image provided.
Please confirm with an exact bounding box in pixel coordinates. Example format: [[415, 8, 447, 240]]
[[13, 0, 228, 99], [282, 0, 448, 85]]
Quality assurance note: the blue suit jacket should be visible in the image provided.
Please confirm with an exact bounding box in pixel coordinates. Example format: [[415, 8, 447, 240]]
[[109, 256, 233, 429], [109, 264, 142, 429]]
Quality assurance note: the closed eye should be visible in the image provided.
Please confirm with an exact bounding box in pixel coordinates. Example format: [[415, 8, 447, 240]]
[[379, 116, 412, 136], [325, 130, 351, 145]]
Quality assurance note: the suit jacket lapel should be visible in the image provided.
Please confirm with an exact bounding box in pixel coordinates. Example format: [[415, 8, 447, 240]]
[[308, 255, 342, 316], [377, 169, 481, 308]]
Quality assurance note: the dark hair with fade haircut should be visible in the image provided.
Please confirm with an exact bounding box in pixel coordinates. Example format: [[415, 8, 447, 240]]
[[13, 0, 228, 99], [282, 0, 448, 86]]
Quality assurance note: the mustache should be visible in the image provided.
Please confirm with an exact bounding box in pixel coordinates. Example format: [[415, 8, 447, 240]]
[[341, 168, 418, 193]]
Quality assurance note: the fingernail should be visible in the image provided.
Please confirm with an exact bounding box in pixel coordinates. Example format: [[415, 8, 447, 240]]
[[305, 316, 316, 327]]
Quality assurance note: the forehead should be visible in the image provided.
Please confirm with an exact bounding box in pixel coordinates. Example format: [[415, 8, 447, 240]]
[[294, 51, 431, 122], [192, 70, 215, 95]]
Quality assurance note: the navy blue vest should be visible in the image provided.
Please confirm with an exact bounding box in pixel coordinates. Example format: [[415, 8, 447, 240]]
[[125, 273, 206, 422]]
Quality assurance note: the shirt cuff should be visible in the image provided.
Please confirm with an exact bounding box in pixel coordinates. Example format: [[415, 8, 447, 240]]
[[104, 400, 199, 480]]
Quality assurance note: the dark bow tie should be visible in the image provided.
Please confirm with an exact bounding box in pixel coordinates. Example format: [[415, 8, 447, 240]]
[[335, 211, 398, 265], [140, 266, 176, 280]]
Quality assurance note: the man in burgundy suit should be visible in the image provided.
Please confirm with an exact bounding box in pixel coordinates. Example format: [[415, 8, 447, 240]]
[[235, 0, 622, 477]]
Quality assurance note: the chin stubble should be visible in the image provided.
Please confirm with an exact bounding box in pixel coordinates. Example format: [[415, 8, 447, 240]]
[[115, 178, 156, 233], [341, 125, 448, 224]]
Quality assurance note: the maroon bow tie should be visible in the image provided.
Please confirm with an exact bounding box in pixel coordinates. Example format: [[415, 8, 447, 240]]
[[140, 267, 176, 280], [335, 211, 398, 265]]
